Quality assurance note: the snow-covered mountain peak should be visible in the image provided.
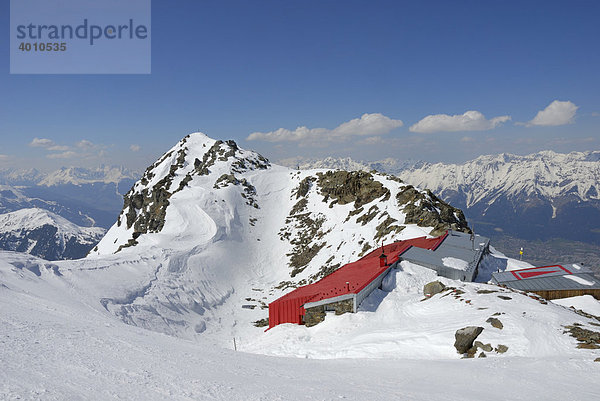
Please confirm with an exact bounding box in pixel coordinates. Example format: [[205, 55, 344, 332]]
[[0, 207, 105, 237], [0, 208, 105, 260], [0, 208, 78, 232], [87, 132, 471, 339]]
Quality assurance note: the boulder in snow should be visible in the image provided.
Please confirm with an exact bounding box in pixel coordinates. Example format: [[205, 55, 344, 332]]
[[423, 281, 446, 298], [454, 326, 484, 354]]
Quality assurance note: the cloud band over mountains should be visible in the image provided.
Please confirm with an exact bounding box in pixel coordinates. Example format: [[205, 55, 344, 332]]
[[409, 111, 511, 133], [247, 99, 578, 143], [246, 113, 404, 143]]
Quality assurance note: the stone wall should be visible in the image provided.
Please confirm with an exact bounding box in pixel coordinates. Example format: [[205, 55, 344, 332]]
[[304, 298, 354, 327]]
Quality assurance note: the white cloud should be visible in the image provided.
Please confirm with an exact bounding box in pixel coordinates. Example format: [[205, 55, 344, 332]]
[[48, 145, 70, 151], [525, 100, 578, 127], [130, 144, 141, 152], [76, 140, 95, 149], [0, 154, 10, 161], [29, 137, 55, 148], [410, 111, 511, 133], [247, 113, 403, 143], [47, 151, 77, 159]]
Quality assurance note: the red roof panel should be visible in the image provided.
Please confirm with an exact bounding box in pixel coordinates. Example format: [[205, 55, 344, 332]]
[[268, 232, 449, 328]]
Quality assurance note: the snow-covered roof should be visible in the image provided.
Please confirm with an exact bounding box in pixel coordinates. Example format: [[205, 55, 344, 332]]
[[400, 231, 489, 281]]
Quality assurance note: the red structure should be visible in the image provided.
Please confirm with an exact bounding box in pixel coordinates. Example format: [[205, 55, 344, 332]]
[[268, 232, 448, 329]]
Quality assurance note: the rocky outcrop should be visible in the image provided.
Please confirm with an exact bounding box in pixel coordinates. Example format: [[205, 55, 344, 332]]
[[316, 171, 389, 209], [454, 326, 484, 354], [564, 324, 600, 349], [397, 186, 470, 236]]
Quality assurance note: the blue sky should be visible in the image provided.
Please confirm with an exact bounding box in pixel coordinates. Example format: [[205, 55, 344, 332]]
[[1, 0, 599, 171]]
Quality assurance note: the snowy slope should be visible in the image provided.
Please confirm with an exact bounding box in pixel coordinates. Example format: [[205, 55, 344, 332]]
[[0, 208, 105, 260], [2, 252, 598, 400], [1, 248, 599, 399]]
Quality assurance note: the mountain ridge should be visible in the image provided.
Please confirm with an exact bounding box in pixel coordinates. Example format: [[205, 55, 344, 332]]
[[0, 208, 105, 260]]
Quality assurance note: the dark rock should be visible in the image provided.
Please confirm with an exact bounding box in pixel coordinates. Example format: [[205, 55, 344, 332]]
[[486, 317, 504, 330], [474, 341, 493, 352], [253, 318, 269, 327], [397, 185, 471, 236], [423, 281, 446, 298], [316, 170, 389, 209], [476, 289, 497, 294], [497, 295, 512, 300], [478, 352, 487, 358], [495, 344, 509, 353], [564, 324, 600, 348], [454, 326, 484, 354], [374, 214, 404, 243]]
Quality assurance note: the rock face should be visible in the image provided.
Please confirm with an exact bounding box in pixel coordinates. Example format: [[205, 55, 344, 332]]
[[304, 298, 354, 327], [423, 281, 446, 298], [454, 326, 484, 354], [397, 186, 470, 237], [564, 325, 600, 349]]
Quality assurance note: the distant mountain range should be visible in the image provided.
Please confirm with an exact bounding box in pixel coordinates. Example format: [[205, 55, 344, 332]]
[[0, 166, 139, 228], [0, 208, 105, 260], [291, 151, 600, 245]]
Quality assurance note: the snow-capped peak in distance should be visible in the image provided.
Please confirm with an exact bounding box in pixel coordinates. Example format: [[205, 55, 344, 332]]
[[401, 150, 600, 206], [279, 156, 420, 177], [0, 165, 140, 186], [0, 208, 105, 260]]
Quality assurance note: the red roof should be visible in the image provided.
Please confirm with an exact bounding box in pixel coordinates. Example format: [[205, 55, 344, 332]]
[[268, 232, 448, 328]]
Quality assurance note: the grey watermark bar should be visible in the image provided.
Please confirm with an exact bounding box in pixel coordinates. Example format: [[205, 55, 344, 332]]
[[10, 0, 151, 74]]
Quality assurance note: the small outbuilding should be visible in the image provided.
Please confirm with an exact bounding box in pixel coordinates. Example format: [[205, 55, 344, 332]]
[[491, 264, 600, 300]]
